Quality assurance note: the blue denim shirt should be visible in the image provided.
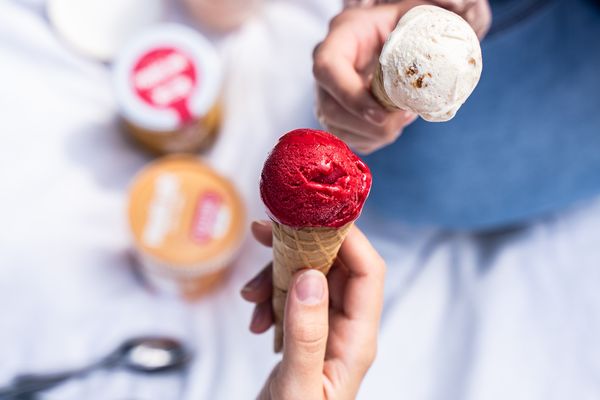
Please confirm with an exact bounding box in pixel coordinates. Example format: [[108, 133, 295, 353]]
[[364, 0, 600, 229]]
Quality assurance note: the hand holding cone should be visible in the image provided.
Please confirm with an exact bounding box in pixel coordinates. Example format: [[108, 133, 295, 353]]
[[260, 129, 372, 352]]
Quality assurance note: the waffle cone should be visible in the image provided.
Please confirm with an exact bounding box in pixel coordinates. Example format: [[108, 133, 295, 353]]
[[271, 220, 353, 352], [371, 60, 399, 111]]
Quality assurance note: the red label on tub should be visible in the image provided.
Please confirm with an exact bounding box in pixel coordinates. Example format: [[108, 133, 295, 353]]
[[191, 191, 226, 245], [131, 47, 198, 124]]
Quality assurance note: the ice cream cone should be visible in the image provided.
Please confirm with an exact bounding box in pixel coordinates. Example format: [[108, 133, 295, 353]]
[[271, 220, 353, 353], [371, 60, 399, 111], [259, 129, 372, 353]]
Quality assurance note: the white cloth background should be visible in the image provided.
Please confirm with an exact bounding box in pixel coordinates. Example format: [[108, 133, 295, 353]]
[[358, 199, 600, 399], [1, 1, 600, 399]]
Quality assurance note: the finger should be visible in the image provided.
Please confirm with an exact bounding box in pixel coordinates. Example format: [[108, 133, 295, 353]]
[[325, 125, 383, 155], [257, 363, 281, 400], [327, 261, 349, 311], [317, 88, 383, 136], [338, 226, 385, 324], [325, 124, 372, 144], [313, 28, 387, 124], [469, 0, 492, 38], [319, 88, 414, 133], [313, 3, 422, 122], [318, 90, 416, 154], [277, 270, 329, 399], [325, 227, 385, 372], [250, 300, 274, 334], [240, 263, 273, 303], [432, 0, 491, 38], [324, 115, 412, 153], [251, 220, 273, 247]]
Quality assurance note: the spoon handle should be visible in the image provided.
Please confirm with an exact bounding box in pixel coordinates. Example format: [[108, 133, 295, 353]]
[[5, 359, 108, 398], [7, 371, 79, 397], [2, 352, 120, 397]]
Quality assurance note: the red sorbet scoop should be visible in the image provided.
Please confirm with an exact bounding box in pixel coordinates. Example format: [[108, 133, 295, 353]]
[[260, 129, 372, 228]]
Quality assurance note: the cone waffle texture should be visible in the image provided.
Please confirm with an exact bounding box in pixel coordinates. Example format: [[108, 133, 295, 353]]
[[271, 220, 353, 352], [371, 60, 400, 111]]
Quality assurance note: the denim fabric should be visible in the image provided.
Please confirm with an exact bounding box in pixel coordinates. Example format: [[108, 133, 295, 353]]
[[364, 0, 600, 229]]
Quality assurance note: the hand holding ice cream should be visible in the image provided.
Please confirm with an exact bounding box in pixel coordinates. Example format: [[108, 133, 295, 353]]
[[313, 1, 487, 153], [260, 129, 372, 352], [314, 4, 416, 154]]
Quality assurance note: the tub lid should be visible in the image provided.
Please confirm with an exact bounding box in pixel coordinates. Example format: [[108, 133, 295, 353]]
[[114, 24, 222, 132]]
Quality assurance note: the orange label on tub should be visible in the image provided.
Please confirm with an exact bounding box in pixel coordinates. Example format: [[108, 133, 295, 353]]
[[131, 47, 198, 123], [128, 156, 245, 267]]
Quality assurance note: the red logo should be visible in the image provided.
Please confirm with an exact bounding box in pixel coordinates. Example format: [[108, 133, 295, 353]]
[[191, 192, 224, 244], [131, 47, 198, 123]]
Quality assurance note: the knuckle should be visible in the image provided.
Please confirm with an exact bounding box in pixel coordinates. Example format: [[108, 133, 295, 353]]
[[355, 341, 378, 371], [311, 41, 322, 60], [290, 322, 328, 353], [312, 51, 333, 81], [382, 129, 401, 145], [356, 147, 373, 155], [320, 96, 338, 118], [328, 13, 346, 29], [351, 99, 367, 116], [329, 128, 347, 142], [264, 364, 282, 399], [373, 256, 387, 280]]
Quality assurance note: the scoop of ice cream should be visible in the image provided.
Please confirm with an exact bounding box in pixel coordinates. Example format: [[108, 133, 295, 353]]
[[260, 129, 372, 228], [379, 5, 482, 122]]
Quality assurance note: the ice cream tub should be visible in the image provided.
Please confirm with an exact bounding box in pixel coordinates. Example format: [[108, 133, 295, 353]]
[[114, 24, 222, 154], [127, 156, 245, 300]]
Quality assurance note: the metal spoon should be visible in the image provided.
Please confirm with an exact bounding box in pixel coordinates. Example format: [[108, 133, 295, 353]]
[[0, 337, 192, 399]]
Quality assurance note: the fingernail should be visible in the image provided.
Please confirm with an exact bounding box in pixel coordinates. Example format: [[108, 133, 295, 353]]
[[364, 108, 386, 125], [295, 270, 324, 305], [242, 273, 264, 293]]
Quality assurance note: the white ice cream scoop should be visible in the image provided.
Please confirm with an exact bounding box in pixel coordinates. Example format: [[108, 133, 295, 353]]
[[372, 5, 482, 122]]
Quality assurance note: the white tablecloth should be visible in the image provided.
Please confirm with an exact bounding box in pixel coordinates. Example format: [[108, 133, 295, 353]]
[[2, 1, 600, 399]]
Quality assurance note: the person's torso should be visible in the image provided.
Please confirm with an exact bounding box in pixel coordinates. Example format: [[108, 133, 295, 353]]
[[365, 0, 600, 229]]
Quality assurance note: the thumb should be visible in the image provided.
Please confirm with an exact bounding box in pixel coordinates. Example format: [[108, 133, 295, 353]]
[[277, 269, 329, 398]]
